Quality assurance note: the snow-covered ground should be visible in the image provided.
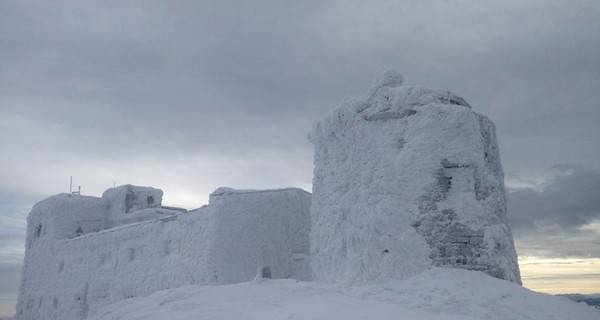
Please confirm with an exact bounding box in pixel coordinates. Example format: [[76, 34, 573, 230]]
[[89, 267, 599, 320]]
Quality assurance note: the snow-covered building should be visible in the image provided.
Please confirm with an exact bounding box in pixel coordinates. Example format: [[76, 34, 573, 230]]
[[309, 71, 521, 284], [16, 71, 522, 320], [16, 186, 311, 320]]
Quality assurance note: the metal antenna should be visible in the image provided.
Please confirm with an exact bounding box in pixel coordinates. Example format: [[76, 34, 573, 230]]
[[69, 176, 81, 195]]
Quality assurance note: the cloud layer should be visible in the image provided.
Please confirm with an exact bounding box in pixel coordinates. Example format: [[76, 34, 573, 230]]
[[508, 166, 600, 258], [509, 166, 600, 231], [2, 1, 599, 201]]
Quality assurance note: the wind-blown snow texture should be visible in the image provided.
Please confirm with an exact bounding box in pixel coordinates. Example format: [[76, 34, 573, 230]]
[[309, 71, 520, 284], [87, 268, 599, 320], [16, 186, 310, 320]]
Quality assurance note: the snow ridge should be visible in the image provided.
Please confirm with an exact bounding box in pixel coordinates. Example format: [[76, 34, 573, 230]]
[[88, 268, 599, 320]]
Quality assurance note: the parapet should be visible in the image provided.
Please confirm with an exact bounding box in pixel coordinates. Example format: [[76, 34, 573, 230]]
[[26, 194, 108, 243], [102, 185, 162, 214], [23, 185, 176, 245]]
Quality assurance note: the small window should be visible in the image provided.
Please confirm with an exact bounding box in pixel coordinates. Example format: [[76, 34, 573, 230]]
[[147, 196, 154, 205], [35, 224, 42, 238], [261, 266, 271, 279]]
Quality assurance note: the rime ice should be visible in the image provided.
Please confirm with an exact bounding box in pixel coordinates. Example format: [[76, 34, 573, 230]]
[[16, 186, 310, 320], [309, 71, 520, 284]]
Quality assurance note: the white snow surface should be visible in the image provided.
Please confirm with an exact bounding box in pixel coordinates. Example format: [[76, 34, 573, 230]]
[[88, 267, 599, 320], [309, 71, 520, 284]]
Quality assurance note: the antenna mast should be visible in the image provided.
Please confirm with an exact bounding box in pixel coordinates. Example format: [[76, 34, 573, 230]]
[[69, 176, 81, 195]]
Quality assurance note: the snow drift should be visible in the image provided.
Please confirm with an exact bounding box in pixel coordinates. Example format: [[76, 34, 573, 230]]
[[87, 268, 599, 320]]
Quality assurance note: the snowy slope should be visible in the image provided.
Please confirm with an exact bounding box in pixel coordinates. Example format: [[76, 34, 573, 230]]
[[89, 268, 599, 320]]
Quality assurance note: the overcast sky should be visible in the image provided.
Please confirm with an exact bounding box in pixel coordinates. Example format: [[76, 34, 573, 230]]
[[1, 0, 599, 316]]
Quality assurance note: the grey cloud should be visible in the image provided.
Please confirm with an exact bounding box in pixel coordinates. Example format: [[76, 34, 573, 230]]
[[2, 0, 598, 176], [0, 0, 599, 274], [508, 166, 600, 258], [0, 265, 20, 296], [524, 274, 600, 281], [508, 166, 600, 230], [514, 227, 600, 258]]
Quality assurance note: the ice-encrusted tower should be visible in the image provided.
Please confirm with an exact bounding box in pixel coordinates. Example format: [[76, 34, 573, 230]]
[[309, 71, 521, 284]]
